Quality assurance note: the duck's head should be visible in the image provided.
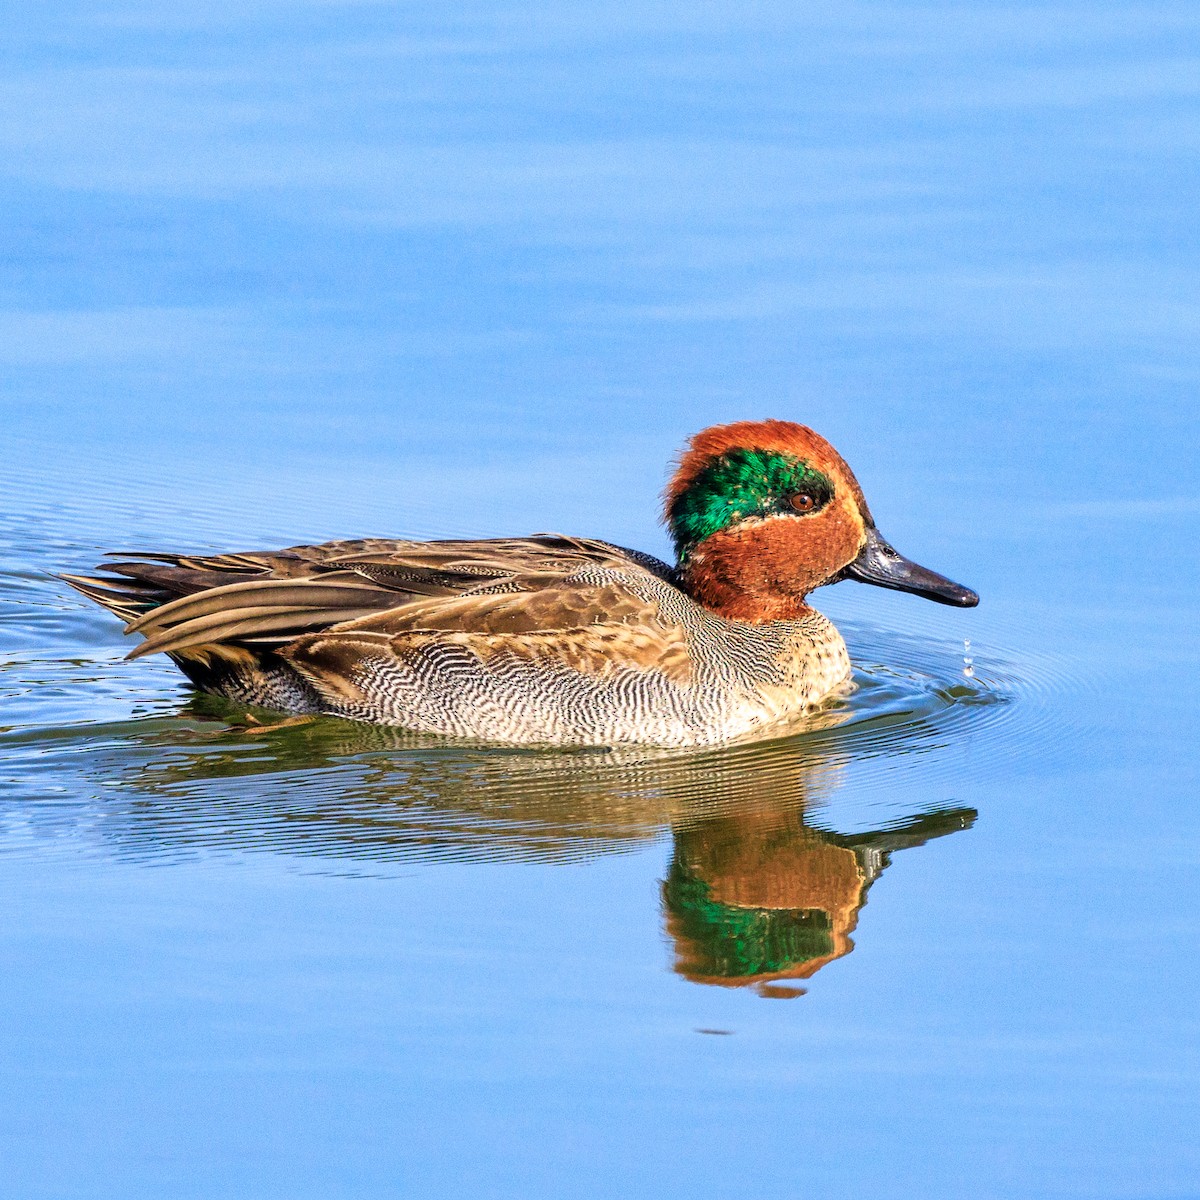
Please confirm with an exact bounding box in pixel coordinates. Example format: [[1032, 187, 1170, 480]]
[[665, 419, 979, 623]]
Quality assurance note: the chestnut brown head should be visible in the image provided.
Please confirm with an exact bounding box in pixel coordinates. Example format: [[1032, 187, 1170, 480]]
[[664, 420, 977, 623]]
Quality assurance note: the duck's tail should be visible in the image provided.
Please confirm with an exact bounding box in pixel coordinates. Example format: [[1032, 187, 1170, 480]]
[[60, 566, 170, 626], [59, 554, 397, 711]]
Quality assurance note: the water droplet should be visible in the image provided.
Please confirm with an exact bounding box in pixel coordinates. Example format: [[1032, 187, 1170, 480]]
[[963, 638, 974, 678]]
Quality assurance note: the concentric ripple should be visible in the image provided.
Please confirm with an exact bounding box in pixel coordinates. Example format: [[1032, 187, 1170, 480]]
[[836, 618, 1074, 769]]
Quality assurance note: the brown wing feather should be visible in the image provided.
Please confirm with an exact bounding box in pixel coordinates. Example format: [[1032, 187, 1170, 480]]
[[331, 582, 662, 637], [125, 576, 393, 636], [62, 534, 678, 661], [126, 602, 391, 660]]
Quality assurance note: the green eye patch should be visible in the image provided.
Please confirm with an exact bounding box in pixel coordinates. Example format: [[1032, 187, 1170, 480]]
[[668, 448, 834, 560]]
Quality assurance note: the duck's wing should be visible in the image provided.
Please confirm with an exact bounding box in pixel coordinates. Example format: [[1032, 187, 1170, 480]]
[[61, 535, 679, 662], [279, 574, 694, 716]]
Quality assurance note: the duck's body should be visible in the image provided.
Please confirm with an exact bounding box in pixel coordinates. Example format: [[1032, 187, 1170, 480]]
[[64, 421, 976, 747], [67, 535, 851, 746]]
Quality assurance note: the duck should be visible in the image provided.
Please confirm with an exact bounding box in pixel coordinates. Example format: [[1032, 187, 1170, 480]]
[[62, 420, 977, 747]]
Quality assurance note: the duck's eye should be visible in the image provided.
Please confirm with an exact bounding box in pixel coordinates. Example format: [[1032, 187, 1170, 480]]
[[790, 492, 817, 513]]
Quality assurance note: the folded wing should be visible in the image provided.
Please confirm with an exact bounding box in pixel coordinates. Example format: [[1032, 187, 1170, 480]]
[[61, 534, 680, 663]]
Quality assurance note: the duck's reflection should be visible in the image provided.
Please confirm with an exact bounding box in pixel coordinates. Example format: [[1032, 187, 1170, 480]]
[[83, 698, 975, 993], [665, 803, 971, 996]]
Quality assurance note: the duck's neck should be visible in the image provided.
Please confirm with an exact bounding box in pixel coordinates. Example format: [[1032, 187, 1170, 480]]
[[677, 552, 815, 624]]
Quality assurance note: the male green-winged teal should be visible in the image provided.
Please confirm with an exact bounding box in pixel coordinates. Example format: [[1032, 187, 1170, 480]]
[[63, 420, 977, 746]]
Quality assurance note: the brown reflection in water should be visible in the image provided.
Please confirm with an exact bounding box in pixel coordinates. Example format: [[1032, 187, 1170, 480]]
[[664, 803, 972, 996]]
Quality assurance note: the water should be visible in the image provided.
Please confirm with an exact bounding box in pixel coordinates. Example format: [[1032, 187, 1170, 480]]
[[3, 2, 1199, 1196]]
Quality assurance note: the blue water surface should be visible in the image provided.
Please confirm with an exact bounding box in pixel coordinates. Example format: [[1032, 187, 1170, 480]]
[[2, 3, 1199, 1197]]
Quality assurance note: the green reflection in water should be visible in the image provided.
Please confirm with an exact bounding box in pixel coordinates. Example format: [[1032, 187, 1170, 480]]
[[666, 860, 837, 978], [664, 804, 973, 996]]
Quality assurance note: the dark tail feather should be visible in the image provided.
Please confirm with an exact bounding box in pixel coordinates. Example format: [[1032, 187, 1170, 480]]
[[59, 572, 165, 625], [62, 562, 399, 659]]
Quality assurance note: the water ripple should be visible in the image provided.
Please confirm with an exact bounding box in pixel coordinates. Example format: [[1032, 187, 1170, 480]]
[[0, 592, 1079, 871]]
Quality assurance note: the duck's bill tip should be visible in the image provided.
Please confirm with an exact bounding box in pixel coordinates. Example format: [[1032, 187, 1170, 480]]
[[841, 529, 979, 608], [927, 582, 980, 608]]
